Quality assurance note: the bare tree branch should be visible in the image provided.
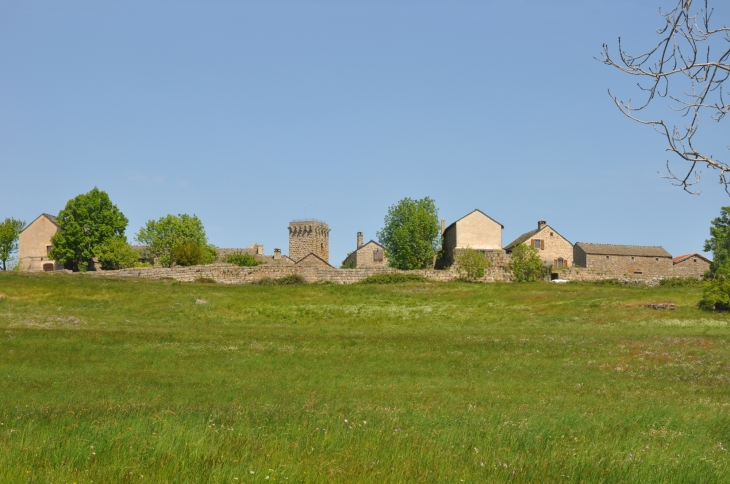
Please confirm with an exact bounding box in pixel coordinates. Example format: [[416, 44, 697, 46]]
[[600, 0, 730, 193]]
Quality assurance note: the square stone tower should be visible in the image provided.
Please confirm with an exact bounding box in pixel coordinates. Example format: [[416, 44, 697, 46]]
[[288, 219, 330, 263]]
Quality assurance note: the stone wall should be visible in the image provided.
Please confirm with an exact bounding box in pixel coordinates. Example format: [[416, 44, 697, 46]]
[[673, 257, 710, 278], [529, 225, 574, 266], [93, 261, 514, 284], [584, 253, 673, 276], [553, 267, 666, 286]]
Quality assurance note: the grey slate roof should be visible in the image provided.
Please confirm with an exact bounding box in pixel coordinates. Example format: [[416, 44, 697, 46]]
[[575, 242, 671, 258], [504, 228, 540, 251]]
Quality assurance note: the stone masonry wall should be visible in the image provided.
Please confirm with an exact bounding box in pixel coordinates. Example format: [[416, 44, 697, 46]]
[[93, 262, 514, 284], [528, 226, 574, 266], [553, 267, 667, 286], [673, 257, 710, 278], [585, 254, 673, 276]]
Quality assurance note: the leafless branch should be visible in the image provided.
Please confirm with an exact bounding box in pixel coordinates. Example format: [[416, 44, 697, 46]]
[[600, 0, 730, 193]]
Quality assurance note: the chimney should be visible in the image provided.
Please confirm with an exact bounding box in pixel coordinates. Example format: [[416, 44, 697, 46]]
[[538, 220, 547, 230], [257, 244, 264, 255], [441, 218, 446, 234], [357, 232, 363, 249], [274, 248, 281, 260]]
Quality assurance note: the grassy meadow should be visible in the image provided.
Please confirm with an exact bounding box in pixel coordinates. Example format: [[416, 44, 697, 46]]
[[0, 272, 729, 482]]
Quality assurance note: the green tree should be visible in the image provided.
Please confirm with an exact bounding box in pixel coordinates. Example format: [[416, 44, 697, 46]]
[[97, 237, 140, 270], [704, 206, 730, 277], [509, 244, 545, 282], [454, 247, 491, 282], [136, 214, 216, 267], [0, 218, 25, 270], [376, 197, 441, 270], [50, 188, 129, 271]]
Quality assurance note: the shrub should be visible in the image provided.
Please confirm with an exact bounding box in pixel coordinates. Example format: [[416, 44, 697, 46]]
[[97, 237, 140, 270], [254, 274, 306, 286], [173, 242, 203, 267], [225, 252, 264, 267], [195, 277, 216, 284], [508, 244, 547, 282], [660, 277, 704, 287], [454, 247, 491, 282], [202, 244, 218, 265], [358, 273, 428, 284], [341, 258, 355, 269], [134, 261, 153, 268], [699, 278, 730, 310]]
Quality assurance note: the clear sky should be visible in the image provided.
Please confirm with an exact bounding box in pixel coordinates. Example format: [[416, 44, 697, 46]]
[[2, 0, 729, 264]]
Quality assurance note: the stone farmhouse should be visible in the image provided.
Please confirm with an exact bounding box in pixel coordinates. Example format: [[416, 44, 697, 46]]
[[341, 232, 388, 268], [504, 220, 573, 267], [288, 219, 330, 263], [17, 214, 63, 272], [437, 209, 504, 268], [673, 252, 711, 278], [573, 242, 673, 276]]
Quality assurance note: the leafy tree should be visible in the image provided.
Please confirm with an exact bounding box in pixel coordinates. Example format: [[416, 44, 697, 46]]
[[508, 244, 545, 282], [704, 206, 730, 277], [136, 214, 216, 267], [454, 247, 491, 282], [97, 237, 140, 270], [376, 197, 441, 270], [50, 188, 129, 271], [0, 218, 25, 270], [173, 241, 204, 267]]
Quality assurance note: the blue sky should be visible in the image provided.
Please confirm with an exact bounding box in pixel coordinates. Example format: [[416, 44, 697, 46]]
[[2, 0, 729, 264]]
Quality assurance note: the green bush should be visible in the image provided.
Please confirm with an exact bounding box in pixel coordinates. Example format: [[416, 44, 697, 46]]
[[172, 242, 203, 267], [699, 278, 730, 310], [660, 277, 704, 287], [225, 252, 264, 267], [134, 261, 153, 268], [508, 244, 547, 282], [341, 259, 355, 269], [454, 247, 491, 282], [97, 237, 140, 270], [254, 274, 306, 286], [195, 277, 216, 284], [358, 273, 428, 284]]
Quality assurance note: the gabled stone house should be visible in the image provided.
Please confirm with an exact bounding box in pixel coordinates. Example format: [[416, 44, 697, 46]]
[[673, 252, 711, 278], [17, 213, 63, 272], [574, 242, 673, 276], [504, 220, 573, 267], [437, 209, 504, 268], [341, 232, 388, 268]]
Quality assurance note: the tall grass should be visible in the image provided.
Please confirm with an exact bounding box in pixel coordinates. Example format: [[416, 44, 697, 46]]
[[0, 272, 728, 482]]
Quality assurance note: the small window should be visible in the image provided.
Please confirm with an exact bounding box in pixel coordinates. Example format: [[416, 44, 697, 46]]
[[634, 270, 643, 274], [693, 258, 697, 262], [655, 258, 659, 262], [550, 232, 554, 236], [373, 249, 383, 262], [606, 255, 610, 260], [46, 245, 53, 256], [631, 256, 634, 261], [533, 240, 541, 249]]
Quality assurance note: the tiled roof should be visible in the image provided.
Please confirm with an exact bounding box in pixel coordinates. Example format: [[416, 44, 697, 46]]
[[575, 242, 671, 258], [673, 252, 712, 264]]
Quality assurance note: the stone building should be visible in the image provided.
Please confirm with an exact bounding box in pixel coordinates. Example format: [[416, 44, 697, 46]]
[[216, 244, 295, 265], [673, 252, 711, 278], [574, 242, 673, 276], [288, 219, 330, 263], [17, 213, 63, 272], [341, 232, 388, 268], [504, 220, 573, 267], [437, 209, 504, 268]]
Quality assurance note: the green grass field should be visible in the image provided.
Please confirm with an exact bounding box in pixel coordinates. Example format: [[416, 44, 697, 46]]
[[1, 272, 729, 483]]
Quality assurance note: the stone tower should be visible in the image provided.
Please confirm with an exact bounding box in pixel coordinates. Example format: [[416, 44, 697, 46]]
[[288, 219, 330, 263]]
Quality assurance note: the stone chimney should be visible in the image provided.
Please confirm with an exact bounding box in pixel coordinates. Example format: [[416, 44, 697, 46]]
[[274, 248, 281, 260], [538, 220, 547, 230], [441, 218, 446, 234], [357, 232, 363, 249], [257, 245, 264, 255]]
